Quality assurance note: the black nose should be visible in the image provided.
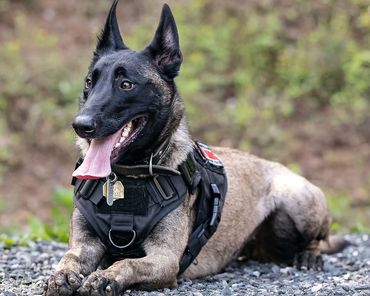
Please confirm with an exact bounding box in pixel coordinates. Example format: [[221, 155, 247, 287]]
[[72, 115, 97, 138]]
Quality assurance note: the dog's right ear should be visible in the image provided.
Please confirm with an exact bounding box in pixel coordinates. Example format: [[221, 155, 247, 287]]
[[95, 0, 127, 55]]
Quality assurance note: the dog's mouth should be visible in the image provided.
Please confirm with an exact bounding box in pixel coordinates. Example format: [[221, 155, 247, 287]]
[[73, 115, 148, 180], [110, 115, 148, 161]]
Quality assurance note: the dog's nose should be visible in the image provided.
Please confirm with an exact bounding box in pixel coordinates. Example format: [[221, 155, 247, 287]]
[[72, 115, 97, 137]]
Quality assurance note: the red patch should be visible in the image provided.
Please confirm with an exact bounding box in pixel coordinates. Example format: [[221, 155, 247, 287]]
[[198, 142, 223, 167]]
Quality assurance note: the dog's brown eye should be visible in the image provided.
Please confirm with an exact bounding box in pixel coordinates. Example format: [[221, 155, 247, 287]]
[[120, 80, 134, 90], [85, 78, 92, 89]]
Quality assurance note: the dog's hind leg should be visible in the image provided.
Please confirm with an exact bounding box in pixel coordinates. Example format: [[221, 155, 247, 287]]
[[44, 208, 106, 296], [244, 171, 330, 270]]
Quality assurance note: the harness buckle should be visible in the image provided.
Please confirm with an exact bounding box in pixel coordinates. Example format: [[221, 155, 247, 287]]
[[209, 184, 221, 229], [153, 176, 173, 200]]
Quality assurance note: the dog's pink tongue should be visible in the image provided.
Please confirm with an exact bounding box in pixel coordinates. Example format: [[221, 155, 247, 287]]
[[73, 132, 120, 180]]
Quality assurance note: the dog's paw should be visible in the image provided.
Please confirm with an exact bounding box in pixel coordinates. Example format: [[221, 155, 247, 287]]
[[43, 270, 82, 296], [293, 251, 324, 271], [77, 271, 119, 296]]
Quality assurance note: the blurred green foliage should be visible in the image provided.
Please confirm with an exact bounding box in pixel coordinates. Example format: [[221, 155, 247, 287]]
[[0, 187, 73, 246], [327, 192, 370, 233], [0, 13, 81, 167], [1, 0, 370, 241]]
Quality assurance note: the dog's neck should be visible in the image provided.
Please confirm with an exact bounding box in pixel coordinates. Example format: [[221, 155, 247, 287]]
[[159, 116, 193, 169]]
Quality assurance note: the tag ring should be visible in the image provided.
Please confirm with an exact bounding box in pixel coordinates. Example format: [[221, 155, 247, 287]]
[[108, 229, 136, 249], [107, 172, 118, 182]]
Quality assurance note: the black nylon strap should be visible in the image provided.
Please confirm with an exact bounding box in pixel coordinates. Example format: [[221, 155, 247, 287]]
[[178, 142, 227, 275], [112, 164, 180, 177], [111, 213, 134, 232]]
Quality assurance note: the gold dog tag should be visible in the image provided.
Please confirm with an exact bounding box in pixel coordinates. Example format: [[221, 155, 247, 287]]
[[103, 177, 124, 206], [112, 181, 124, 200]]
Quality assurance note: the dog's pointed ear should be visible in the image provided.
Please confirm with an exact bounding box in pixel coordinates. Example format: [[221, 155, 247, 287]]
[[145, 4, 182, 80], [96, 0, 127, 54]]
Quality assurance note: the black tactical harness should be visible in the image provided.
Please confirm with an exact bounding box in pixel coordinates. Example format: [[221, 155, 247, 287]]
[[72, 142, 227, 275]]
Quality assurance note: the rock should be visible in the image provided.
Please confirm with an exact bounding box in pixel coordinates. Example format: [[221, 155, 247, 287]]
[[252, 271, 260, 277], [311, 283, 323, 293]]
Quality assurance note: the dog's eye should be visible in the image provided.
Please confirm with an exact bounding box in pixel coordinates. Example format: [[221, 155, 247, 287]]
[[120, 80, 134, 90], [85, 78, 92, 89]]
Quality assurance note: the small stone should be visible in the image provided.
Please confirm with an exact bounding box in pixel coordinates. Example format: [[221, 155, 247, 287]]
[[311, 283, 323, 293], [222, 285, 232, 296], [279, 267, 291, 275], [252, 271, 260, 277]]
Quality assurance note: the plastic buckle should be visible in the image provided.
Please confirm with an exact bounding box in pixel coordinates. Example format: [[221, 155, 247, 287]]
[[153, 176, 173, 200], [209, 184, 221, 229]]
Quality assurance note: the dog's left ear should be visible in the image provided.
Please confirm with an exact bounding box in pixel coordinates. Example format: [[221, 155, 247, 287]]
[[145, 4, 182, 80]]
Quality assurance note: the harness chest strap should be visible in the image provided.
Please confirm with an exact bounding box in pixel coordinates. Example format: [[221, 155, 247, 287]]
[[72, 142, 227, 274]]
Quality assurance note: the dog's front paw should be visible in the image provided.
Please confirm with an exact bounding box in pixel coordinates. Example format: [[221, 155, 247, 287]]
[[43, 270, 82, 296], [293, 251, 324, 271], [77, 271, 120, 296]]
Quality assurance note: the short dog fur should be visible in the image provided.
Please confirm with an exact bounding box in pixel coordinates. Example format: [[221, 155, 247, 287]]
[[44, 1, 340, 295]]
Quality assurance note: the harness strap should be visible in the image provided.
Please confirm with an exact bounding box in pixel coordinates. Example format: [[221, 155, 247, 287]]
[[178, 152, 201, 193], [178, 182, 223, 275], [178, 144, 227, 275], [112, 164, 180, 178], [109, 213, 136, 249]]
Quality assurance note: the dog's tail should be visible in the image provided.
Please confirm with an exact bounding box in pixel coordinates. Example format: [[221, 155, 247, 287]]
[[319, 235, 351, 254]]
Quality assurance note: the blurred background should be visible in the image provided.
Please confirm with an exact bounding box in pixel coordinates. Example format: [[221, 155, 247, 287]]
[[0, 0, 369, 243]]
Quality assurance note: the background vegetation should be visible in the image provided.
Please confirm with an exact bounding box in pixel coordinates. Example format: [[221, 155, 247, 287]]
[[0, 0, 369, 245]]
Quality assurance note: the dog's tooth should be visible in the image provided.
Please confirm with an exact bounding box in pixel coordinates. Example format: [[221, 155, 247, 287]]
[[120, 137, 125, 143], [122, 129, 130, 138], [115, 143, 120, 148]]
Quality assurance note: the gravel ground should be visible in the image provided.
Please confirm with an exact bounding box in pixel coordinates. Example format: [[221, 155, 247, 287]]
[[0, 234, 369, 296]]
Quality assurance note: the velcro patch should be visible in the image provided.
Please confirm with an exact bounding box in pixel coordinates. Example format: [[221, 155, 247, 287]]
[[197, 142, 223, 167]]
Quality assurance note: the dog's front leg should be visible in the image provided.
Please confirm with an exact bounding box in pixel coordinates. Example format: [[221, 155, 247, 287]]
[[77, 250, 179, 295], [44, 208, 106, 296], [78, 205, 191, 295]]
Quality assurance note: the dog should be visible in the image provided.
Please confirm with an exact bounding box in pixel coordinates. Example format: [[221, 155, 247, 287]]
[[44, 1, 344, 295]]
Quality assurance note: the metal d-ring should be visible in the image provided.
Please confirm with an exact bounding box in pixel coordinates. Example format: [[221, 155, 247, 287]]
[[149, 153, 154, 176], [108, 229, 136, 249]]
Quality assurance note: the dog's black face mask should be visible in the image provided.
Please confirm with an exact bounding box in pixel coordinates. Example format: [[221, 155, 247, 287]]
[[72, 0, 182, 176]]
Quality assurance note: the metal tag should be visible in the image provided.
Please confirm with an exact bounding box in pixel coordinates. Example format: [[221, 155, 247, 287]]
[[112, 181, 124, 200], [103, 176, 124, 206]]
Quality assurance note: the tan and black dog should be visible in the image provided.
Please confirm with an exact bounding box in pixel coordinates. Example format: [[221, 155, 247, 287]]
[[44, 1, 344, 295]]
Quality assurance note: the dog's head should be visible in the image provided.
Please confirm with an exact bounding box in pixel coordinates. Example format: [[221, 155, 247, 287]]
[[73, 1, 183, 169]]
